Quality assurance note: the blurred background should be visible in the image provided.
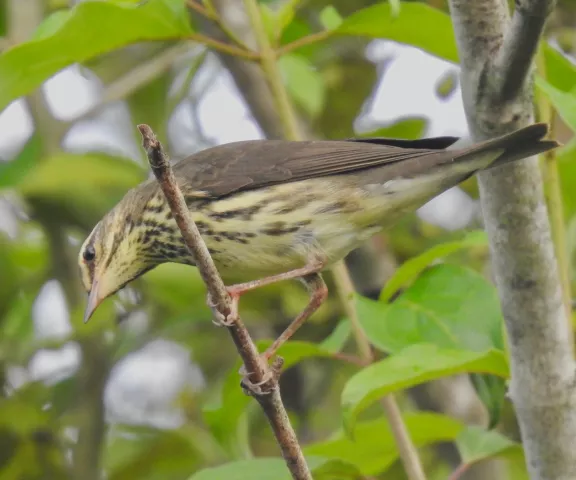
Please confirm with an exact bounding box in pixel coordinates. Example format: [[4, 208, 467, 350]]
[[0, 0, 575, 479]]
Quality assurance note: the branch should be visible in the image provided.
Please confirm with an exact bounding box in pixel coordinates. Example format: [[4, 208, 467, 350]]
[[493, 0, 555, 102], [448, 0, 576, 478], [186, 0, 251, 50], [188, 32, 260, 60], [242, 0, 303, 140], [190, 0, 304, 140], [332, 263, 427, 480], [69, 43, 191, 125], [239, 1, 426, 476], [276, 31, 333, 56], [137, 125, 312, 480]]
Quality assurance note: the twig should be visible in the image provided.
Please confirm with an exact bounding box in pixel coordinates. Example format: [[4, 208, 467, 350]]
[[137, 125, 312, 480], [332, 262, 427, 480], [186, 0, 216, 19], [196, 29, 285, 138], [242, 0, 303, 140], [276, 31, 334, 56], [241, 1, 426, 476], [448, 0, 576, 478], [447, 462, 470, 480], [187, 0, 252, 51], [69, 43, 192, 125], [188, 32, 260, 60]]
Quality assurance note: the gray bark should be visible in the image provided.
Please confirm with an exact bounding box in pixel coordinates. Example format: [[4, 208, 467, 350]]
[[448, 1, 576, 478]]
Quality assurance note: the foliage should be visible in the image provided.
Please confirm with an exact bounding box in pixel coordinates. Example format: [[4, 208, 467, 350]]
[[0, 0, 573, 479]]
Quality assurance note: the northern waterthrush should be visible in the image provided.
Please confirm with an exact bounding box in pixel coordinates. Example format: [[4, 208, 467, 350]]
[[79, 123, 558, 360]]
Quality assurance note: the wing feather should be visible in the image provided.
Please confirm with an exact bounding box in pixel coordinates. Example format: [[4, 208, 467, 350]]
[[172, 139, 452, 198]]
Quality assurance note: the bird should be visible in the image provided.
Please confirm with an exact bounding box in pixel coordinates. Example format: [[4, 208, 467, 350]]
[[78, 123, 558, 363]]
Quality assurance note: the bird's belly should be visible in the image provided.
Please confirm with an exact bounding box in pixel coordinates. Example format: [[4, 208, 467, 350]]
[[205, 219, 377, 282], [190, 179, 389, 282]]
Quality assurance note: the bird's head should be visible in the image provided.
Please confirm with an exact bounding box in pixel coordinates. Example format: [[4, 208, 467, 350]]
[[78, 187, 177, 323]]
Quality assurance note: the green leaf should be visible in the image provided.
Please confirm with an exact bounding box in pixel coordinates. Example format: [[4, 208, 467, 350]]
[[305, 412, 463, 475], [358, 117, 428, 140], [456, 426, 519, 464], [274, 0, 303, 39], [558, 142, 576, 220], [259, 4, 278, 44], [388, 0, 401, 17], [319, 6, 343, 31], [337, 3, 458, 62], [319, 320, 351, 353], [0, 395, 66, 478], [189, 456, 360, 480], [541, 43, 576, 93], [368, 262, 508, 428], [30, 10, 72, 41], [536, 77, 576, 132], [107, 427, 201, 480], [398, 264, 505, 351], [18, 152, 145, 229], [357, 297, 458, 354], [380, 230, 488, 302], [361, 264, 504, 355], [0, 291, 34, 345], [435, 70, 458, 99], [0, 134, 42, 189], [279, 53, 326, 118], [0, 0, 191, 113], [470, 374, 506, 429], [0, 235, 20, 321], [341, 345, 509, 433]]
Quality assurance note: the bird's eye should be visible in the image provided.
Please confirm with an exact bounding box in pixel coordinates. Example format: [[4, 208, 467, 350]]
[[83, 246, 96, 262]]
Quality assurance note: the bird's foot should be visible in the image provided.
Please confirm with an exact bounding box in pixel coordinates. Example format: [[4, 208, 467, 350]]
[[206, 289, 240, 327], [239, 355, 284, 396]]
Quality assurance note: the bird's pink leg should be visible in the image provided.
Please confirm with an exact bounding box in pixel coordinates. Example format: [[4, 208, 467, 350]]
[[208, 258, 326, 327]]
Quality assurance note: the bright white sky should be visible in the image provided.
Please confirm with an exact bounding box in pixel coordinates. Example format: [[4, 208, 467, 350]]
[[2, 40, 477, 427]]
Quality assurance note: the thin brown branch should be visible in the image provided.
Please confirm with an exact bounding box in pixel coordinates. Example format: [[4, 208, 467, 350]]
[[188, 0, 251, 50], [276, 30, 334, 56], [332, 262, 427, 480], [331, 351, 369, 367], [186, 0, 217, 20], [70, 43, 191, 125], [447, 462, 470, 480], [137, 124, 312, 480], [188, 32, 260, 60], [243, 0, 303, 140], [191, 1, 289, 139]]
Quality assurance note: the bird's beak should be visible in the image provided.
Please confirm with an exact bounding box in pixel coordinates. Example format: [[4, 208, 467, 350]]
[[83, 278, 102, 324]]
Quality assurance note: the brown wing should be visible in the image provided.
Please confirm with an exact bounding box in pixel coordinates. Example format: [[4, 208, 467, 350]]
[[172, 137, 460, 198]]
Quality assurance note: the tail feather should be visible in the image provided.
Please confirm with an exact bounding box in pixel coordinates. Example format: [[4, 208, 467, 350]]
[[457, 123, 560, 168]]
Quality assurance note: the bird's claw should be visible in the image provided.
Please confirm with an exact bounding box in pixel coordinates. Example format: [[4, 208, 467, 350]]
[[206, 291, 238, 327], [239, 356, 284, 396], [211, 310, 237, 327]]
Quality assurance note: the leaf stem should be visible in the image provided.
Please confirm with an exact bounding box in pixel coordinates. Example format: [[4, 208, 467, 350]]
[[241, 1, 425, 477], [276, 30, 334, 56], [242, 0, 302, 140], [536, 46, 573, 327], [188, 32, 260, 60], [332, 262, 427, 480], [447, 462, 470, 480], [187, 0, 253, 51]]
